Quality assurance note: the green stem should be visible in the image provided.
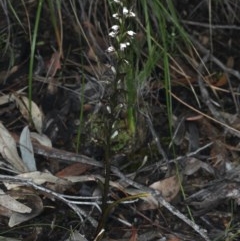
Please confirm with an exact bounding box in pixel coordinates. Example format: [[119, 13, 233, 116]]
[[94, 119, 112, 238], [28, 0, 43, 115]]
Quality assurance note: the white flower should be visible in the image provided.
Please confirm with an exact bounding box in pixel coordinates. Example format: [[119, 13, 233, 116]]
[[111, 25, 120, 31], [123, 7, 129, 16], [122, 7, 136, 17], [112, 13, 120, 19], [127, 11, 136, 17], [106, 46, 115, 53], [111, 130, 119, 139], [106, 105, 111, 114], [111, 66, 116, 74], [127, 30, 136, 37], [120, 43, 126, 51], [120, 42, 129, 51], [109, 31, 118, 38]]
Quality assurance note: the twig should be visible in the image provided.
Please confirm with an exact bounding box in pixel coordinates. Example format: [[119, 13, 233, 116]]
[[190, 35, 240, 80], [171, 92, 240, 137], [171, 142, 213, 162], [196, 52, 240, 138], [197, 54, 227, 120], [138, 142, 213, 173], [31, 141, 103, 168], [145, 114, 168, 162], [5, 130, 100, 168]]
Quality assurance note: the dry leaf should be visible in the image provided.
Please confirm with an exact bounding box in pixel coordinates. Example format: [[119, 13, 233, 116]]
[[19, 126, 37, 172], [46, 51, 61, 77], [0, 122, 28, 172], [184, 157, 214, 175], [56, 163, 92, 178], [13, 94, 43, 134], [0, 93, 14, 105], [129, 227, 138, 241], [0, 189, 31, 214], [0, 65, 22, 84], [139, 175, 181, 210], [0, 88, 27, 106], [205, 72, 228, 87], [0, 205, 12, 217], [150, 175, 181, 201], [8, 193, 43, 227], [166, 234, 182, 241], [30, 132, 52, 147]]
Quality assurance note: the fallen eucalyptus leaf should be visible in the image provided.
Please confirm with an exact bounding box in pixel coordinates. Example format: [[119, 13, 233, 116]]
[[19, 126, 36, 172]]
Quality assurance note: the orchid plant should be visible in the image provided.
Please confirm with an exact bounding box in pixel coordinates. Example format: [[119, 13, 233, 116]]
[[106, 0, 137, 135]]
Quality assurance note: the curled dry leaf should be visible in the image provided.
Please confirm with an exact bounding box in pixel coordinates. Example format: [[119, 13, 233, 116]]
[[8, 193, 43, 227], [13, 94, 43, 134], [150, 175, 181, 201], [184, 157, 214, 176], [139, 175, 181, 210], [30, 132, 52, 147], [0, 122, 28, 172]]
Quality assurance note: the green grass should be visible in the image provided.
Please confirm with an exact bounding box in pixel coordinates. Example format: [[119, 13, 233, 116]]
[[28, 0, 44, 114]]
